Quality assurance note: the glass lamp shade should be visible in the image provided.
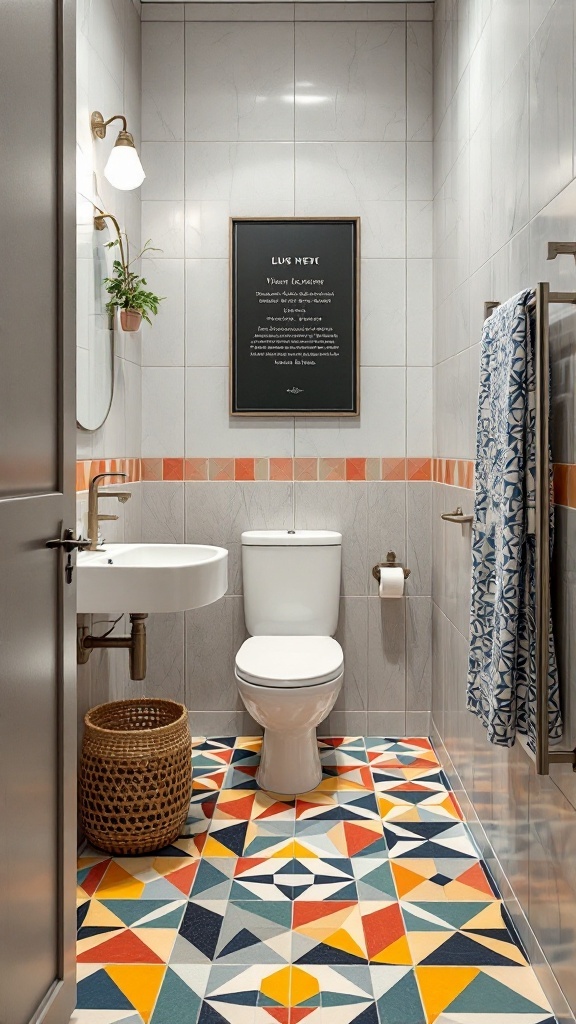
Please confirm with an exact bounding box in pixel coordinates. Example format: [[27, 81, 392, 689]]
[[104, 143, 145, 191]]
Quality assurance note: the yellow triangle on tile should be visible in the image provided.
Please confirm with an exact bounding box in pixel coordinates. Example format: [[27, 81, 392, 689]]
[[83, 899, 126, 929], [260, 965, 291, 1005], [270, 842, 296, 859], [96, 863, 145, 899], [406, 930, 452, 964], [463, 902, 504, 930], [465, 932, 527, 965], [106, 965, 166, 1024], [416, 966, 479, 1024], [202, 837, 236, 858], [325, 928, 366, 960], [371, 934, 412, 965], [292, 841, 318, 859]]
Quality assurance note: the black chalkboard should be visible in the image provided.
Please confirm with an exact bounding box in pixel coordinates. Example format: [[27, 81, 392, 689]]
[[230, 218, 360, 416]]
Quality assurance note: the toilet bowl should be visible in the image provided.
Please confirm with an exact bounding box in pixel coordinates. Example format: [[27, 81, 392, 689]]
[[235, 634, 343, 794], [234, 529, 344, 795]]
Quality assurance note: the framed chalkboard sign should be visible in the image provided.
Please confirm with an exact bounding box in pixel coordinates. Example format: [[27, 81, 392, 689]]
[[230, 218, 360, 416]]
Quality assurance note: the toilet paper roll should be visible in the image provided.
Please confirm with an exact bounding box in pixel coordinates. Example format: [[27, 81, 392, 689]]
[[379, 566, 405, 598]]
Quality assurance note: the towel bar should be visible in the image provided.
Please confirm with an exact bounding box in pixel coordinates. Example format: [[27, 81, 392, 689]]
[[441, 507, 473, 524]]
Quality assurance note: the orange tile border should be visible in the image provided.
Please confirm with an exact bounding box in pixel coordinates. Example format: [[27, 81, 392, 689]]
[[163, 458, 184, 481], [141, 458, 162, 481], [294, 458, 318, 481], [346, 457, 366, 481], [269, 458, 293, 481], [209, 458, 234, 481], [407, 458, 431, 481], [319, 458, 346, 481], [235, 458, 255, 481], [185, 458, 208, 481], [382, 458, 406, 481]]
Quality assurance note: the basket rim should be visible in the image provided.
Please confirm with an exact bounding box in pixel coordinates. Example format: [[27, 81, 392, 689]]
[[84, 697, 188, 736]]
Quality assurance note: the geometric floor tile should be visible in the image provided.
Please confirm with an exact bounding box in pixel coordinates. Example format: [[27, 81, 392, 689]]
[[77, 736, 555, 1024]]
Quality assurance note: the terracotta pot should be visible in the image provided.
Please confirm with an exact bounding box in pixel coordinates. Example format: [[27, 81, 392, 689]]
[[120, 308, 142, 332]]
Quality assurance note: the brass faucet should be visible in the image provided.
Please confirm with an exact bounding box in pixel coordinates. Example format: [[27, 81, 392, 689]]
[[87, 472, 132, 550]]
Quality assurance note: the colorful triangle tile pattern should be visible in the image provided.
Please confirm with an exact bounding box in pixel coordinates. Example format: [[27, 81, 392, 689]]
[[76, 736, 556, 1024]]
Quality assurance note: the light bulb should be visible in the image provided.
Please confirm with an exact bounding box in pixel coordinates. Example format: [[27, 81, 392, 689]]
[[104, 141, 145, 191]]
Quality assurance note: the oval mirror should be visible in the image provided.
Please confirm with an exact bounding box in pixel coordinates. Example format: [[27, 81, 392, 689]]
[[77, 213, 114, 431]]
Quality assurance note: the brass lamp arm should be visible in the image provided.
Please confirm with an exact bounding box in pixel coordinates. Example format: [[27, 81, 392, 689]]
[[91, 111, 128, 139]]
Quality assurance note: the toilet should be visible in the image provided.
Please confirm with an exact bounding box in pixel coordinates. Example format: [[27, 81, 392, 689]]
[[235, 529, 344, 795]]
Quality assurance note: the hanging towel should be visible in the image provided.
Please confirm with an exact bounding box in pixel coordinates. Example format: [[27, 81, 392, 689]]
[[467, 289, 562, 751]]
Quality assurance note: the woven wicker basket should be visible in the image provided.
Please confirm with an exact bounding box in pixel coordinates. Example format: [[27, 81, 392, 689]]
[[79, 698, 192, 856]]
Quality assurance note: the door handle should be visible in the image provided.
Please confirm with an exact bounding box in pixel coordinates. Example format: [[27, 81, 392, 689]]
[[46, 528, 92, 584]]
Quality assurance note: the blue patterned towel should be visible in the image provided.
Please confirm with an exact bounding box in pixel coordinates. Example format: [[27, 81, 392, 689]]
[[467, 289, 562, 750]]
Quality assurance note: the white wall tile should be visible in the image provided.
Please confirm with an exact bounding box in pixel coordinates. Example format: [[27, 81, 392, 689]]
[[296, 4, 407, 22], [141, 258, 186, 366], [142, 3, 184, 20], [294, 22, 406, 142], [295, 142, 406, 203], [407, 259, 433, 365], [294, 366, 406, 457], [407, 21, 433, 140], [186, 4, 294, 22], [407, 199, 433, 257], [141, 200, 185, 258], [361, 259, 406, 366], [185, 259, 229, 366], [407, 366, 432, 455], [142, 22, 185, 140], [142, 366, 185, 455], [185, 367, 295, 457], [141, 142, 185, 200], [407, 141, 433, 200], [185, 23, 294, 141]]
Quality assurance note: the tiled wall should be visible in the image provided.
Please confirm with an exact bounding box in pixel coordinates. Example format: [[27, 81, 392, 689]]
[[76, 0, 144, 740], [138, 1, 434, 734], [432, 0, 576, 1016]]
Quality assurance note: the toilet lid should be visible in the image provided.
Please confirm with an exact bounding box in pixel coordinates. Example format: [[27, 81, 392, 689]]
[[235, 636, 344, 688]]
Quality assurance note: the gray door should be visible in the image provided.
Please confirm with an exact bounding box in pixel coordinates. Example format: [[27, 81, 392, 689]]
[[0, 2, 77, 1022]]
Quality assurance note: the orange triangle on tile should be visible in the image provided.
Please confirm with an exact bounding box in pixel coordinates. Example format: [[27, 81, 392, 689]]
[[106, 964, 166, 1024], [219, 795, 254, 819], [456, 862, 494, 896], [370, 934, 412, 965], [390, 863, 426, 898], [257, 800, 294, 820], [263, 1009, 289, 1024], [235, 857, 267, 874], [363, 904, 404, 957], [291, 1010, 316, 1023], [95, 863, 145, 899], [416, 966, 479, 1024], [79, 859, 111, 897], [325, 927, 366, 960], [78, 929, 165, 964], [293, 902, 355, 929], [165, 861, 198, 895], [343, 822, 381, 856]]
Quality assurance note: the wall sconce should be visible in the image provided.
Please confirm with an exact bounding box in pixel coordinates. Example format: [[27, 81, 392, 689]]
[[91, 111, 145, 191]]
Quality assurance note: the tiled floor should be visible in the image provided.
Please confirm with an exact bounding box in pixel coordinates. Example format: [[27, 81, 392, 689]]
[[75, 737, 556, 1024]]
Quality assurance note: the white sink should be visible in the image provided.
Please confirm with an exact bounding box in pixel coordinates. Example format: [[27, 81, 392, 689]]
[[77, 543, 228, 613]]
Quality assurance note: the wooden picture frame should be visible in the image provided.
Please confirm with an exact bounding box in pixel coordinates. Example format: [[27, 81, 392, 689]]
[[230, 217, 360, 416]]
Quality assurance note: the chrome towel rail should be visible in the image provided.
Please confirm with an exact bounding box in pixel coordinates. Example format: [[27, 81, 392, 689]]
[[483, 242, 576, 774]]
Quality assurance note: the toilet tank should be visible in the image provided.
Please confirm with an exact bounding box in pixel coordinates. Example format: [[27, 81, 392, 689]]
[[241, 530, 342, 636]]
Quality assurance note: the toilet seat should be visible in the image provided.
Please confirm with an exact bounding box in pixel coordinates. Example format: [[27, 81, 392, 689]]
[[235, 635, 343, 688]]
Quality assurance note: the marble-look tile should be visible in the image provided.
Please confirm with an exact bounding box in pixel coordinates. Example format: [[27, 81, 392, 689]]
[[296, 4, 407, 22], [185, 482, 293, 595], [408, 3, 433, 22], [189, 710, 262, 735], [529, 0, 574, 218], [185, 259, 229, 366], [185, 368, 295, 458], [435, 349, 473, 460], [141, 258, 185, 367], [294, 22, 406, 142], [407, 259, 432, 365], [407, 141, 433, 200], [491, 55, 529, 252], [405, 711, 431, 734], [140, 142, 185, 200], [142, 3, 184, 21], [295, 141, 406, 204], [366, 710, 406, 735], [294, 367, 406, 458], [142, 366, 185, 456], [406, 481, 431, 595], [294, 482, 367, 596], [490, 0, 530, 101], [367, 482, 406, 592], [407, 20, 433, 141], [469, 113, 492, 275], [141, 22, 184, 141], [145, 612, 185, 704], [185, 23, 294, 141], [360, 259, 406, 366], [407, 367, 433, 457], [468, 16, 491, 137], [141, 200, 185, 259], [406, 199, 433, 258], [141, 481, 185, 543], [367, 595, 406, 712], [185, 3, 294, 21], [406, 596, 432, 712], [186, 596, 246, 712], [322, 710, 368, 736], [333, 597, 369, 712]]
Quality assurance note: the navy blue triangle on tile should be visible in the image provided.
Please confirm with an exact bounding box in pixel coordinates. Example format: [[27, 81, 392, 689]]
[[179, 902, 223, 959], [198, 1001, 235, 1024], [77, 925, 122, 941], [350, 1003, 379, 1024], [211, 822, 248, 856], [217, 928, 261, 958], [296, 942, 367, 965], [77, 901, 90, 931], [420, 932, 521, 967], [76, 969, 134, 1010]]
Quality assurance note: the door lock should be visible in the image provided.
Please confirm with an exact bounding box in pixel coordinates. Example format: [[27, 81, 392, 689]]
[[46, 528, 92, 584]]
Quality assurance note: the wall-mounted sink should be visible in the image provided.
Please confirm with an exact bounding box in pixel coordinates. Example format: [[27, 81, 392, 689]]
[[77, 543, 228, 613]]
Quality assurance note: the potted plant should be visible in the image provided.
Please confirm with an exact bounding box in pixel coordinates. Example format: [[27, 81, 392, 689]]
[[96, 208, 164, 332]]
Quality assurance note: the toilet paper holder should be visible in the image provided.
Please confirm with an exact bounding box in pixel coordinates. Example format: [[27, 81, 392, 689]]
[[371, 551, 411, 582]]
